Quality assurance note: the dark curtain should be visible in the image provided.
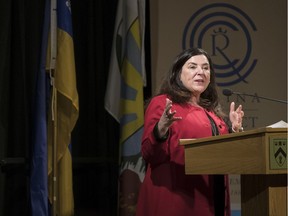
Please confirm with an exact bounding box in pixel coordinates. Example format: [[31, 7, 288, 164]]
[[71, 0, 120, 215], [0, 0, 44, 215], [0, 0, 143, 215]]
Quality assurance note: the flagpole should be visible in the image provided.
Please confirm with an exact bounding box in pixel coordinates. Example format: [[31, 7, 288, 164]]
[[50, 0, 58, 215], [51, 75, 57, 216]]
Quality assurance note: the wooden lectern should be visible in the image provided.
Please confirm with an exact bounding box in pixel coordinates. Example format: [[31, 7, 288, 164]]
[[179, 127, 287, 216]]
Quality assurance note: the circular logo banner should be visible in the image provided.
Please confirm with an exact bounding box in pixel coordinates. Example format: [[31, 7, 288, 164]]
[[182, 3, 257, 86]]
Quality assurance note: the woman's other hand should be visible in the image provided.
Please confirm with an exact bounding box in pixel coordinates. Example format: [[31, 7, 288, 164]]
[[229, 102, 244, 132]]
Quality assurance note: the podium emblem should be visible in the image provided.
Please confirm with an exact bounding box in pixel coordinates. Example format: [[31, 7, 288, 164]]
[[270, 138, 287, 169]]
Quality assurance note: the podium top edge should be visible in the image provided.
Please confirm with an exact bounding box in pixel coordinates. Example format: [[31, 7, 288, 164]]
[[179, 127, 287, 145]]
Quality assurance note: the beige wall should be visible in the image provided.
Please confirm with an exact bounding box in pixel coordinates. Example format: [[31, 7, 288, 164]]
[[149, 0, 287, 130]]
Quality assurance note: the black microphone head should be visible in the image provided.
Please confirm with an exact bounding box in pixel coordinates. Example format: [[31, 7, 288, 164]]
[[222, 89, 233, 96]]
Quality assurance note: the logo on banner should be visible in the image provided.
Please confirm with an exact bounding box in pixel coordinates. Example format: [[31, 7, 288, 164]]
[[182, 3, 257, 86]]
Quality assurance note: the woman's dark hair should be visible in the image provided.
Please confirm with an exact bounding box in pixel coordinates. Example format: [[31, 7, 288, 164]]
[[155, 47, 225, 117]]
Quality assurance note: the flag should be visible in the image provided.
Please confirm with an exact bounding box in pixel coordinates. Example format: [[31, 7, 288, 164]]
[[104, 0, 146, 215], [47, 0, 79, 215], [29, 0, 50, 215]]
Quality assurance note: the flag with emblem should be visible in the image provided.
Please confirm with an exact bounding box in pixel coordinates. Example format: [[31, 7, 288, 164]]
[[104, 0, 146, 215]]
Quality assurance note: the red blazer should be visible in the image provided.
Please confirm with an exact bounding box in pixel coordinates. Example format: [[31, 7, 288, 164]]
[[136, 94, 231, 216]]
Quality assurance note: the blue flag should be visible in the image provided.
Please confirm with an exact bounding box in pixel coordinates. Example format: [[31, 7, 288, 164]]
[[47, 0, 79, 215], [29, 0, 50, 215], [30, 0, 79, 215]]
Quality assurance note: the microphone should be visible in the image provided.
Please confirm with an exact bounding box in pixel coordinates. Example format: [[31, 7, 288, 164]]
[[222, 89, 288, 104], [222, 89, 233, 96]]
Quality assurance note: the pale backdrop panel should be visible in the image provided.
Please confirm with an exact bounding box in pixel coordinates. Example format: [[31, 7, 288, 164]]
[[149, 0, 287, 214], [149, 0, 287, 129]]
